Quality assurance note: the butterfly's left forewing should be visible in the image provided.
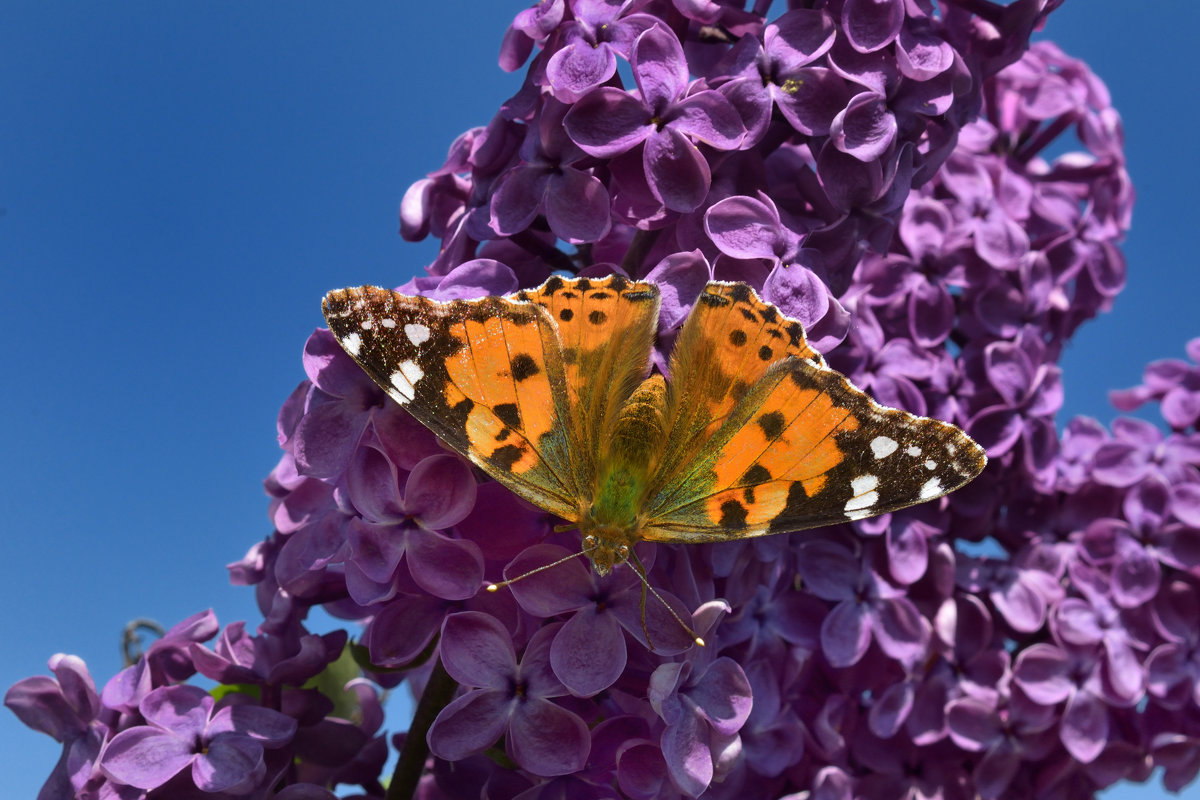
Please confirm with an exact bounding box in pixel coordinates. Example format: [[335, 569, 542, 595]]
[[322, 286, 580, 520]]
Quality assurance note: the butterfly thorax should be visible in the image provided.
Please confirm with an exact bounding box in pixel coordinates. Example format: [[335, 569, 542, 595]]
[[582, 374, 668, 576]]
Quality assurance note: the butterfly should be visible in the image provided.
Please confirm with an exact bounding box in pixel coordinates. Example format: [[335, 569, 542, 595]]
[[322, 274, 986, 580]]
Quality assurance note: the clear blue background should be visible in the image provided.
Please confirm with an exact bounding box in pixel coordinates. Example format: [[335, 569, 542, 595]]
[[2, 3, 1196, 798]]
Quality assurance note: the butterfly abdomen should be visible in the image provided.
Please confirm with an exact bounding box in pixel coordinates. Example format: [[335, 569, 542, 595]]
[[586, 374, 668, 531]]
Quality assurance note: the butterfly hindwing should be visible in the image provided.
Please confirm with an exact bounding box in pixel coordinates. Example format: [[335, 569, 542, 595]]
[[513, 275, 661, 492], [644, 285, 986, 541], [322, 286, 580, 519]]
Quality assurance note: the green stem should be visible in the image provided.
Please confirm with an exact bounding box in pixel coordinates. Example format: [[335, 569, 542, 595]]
[[386, 656, 458, 800]]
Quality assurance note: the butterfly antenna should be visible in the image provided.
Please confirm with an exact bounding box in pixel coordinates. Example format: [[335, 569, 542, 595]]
[[627, 550, 705, 649], [486, 540, 598, 592]]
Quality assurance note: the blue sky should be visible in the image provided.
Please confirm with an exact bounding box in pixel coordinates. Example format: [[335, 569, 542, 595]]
[[2, 2, 1197, 798]]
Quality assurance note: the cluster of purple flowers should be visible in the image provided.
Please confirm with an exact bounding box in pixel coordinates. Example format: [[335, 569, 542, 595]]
[[13, 1, 1200, 798]]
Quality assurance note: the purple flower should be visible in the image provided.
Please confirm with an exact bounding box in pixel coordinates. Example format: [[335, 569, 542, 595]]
[[504, 543, 695, 695], [428, 612, 590, 776], [543, 1, 658, 101], [344, 448, 482, 604], [798, 540, 930, 668], [100, 684, 296, 792], [564, 25, 745, 212], [648, 653, 752, 796]]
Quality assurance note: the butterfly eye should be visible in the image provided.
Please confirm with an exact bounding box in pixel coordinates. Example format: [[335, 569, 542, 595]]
[[583, 535, 597, 548], [617, 545, 629, 560]]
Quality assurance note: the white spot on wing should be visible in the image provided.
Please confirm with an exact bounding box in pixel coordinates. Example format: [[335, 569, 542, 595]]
[[845, 474, 879, 518], [906, 446, 922, 457], [871, 436, 899, 459], [405, 323, 431, 346], [389, 359, 424, 404], [360, 319, 373, 330], [920, 477, 944, 500], [342, 332, 361, 356], [925, 459, 938, 471], [381, 318, 396, 328]]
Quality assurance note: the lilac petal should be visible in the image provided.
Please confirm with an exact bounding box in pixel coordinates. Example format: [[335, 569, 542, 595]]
[[1112, 547, 1161, 608], [908, 280, 954, 347], [365, 593, 445, 667], [440, 612, 516, 689], [1055, 599, 1103, 646], [617, 741, 670, 800], [644, 250, 711, 330], [427, 689, 512, 760], [509, 697, 591, 776], [4, 673, 92, 742], [292, 399, 364, 480], [140, 685, 211, 736], [506, 544, 593, 617], [101, 727, 195, 790], [974, 210, 1030, 268], [433, 259, 520, 300], [1172, 483, 1200, 527], [688, 658, 752, 736], [193, 734, 264, 793], [550, 609, 626, 697], [705, 194, 783, 260], [405, 527, 484, 601], [632, 25, 687, 111], [669, 92, 745, 150], [842, 0, 904, 53], [830, 92, 896, 162], [346, 445, 406, 523], [660, 706, 713, 796], [821, 600, 872, 667], [346, 520, 407, 584], [967, 406, 1023, 457], [644, 127, 711, 212], [896, 22, 954, 80], [946, 698, 1001, 750], [207, 705, 297, 746], [975, 742, 1021, 799], [1013, 644, 1072, 705], [547, 35, 617, 97], [1061, 690, 1107, 764], [490, 167, 546, 236], [1092, 443, 1148, 488], [565, 87, 652, 158], [545, 167, 612, 243], [773, 67, 851, 137], [872, 597, 929, 664], [766, 9, 836, 71], [869, 679, 913, 738], [405, 454, 477, 530], [797, 542, 859, 601], [303, 328, 373, 396]]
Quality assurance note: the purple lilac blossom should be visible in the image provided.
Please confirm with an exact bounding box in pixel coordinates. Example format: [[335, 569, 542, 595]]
[[22, 3, 1200, 799]]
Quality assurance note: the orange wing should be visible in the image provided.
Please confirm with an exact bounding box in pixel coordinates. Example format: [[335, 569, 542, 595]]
[[644, 282, 985, 540], [512, 275, 661, 492], [322, 286, 581, 519]]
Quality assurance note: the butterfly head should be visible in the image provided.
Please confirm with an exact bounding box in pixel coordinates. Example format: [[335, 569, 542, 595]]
[[581, 531, 631, 577]]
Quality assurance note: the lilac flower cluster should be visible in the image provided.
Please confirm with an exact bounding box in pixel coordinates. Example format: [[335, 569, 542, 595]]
[[14, 1, 1200, 798]]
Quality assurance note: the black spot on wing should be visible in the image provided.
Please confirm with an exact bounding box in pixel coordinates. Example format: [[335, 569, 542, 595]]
[[743, 464, 772, 484], [729, 329, 747, 347], [491, 444, 526, 471], [589, 310, 608, 325], [719, 499, 748, 528], [511, 353, 540, 382], [729, 284, 752, 303], [494, 403, 521, 430], [757, 411, 785, 440], [758, 345, 773, 361], [559, 308, 574, 322]]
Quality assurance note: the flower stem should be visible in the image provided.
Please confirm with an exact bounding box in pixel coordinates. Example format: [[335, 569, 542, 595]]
[[387, 656, 458, 800]]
